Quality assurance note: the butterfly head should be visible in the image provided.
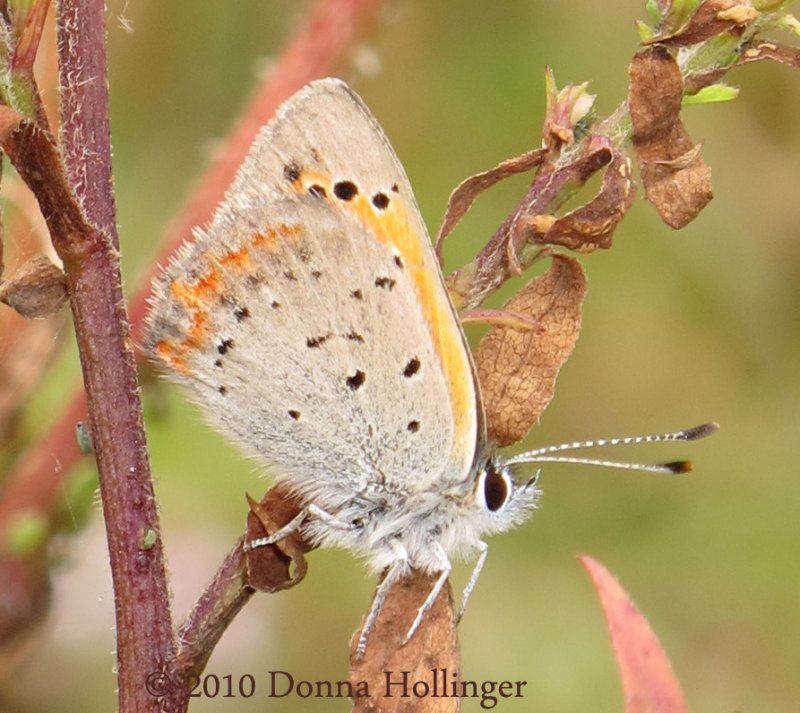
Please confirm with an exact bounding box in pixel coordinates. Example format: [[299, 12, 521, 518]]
[[466, 455, 540, 537]]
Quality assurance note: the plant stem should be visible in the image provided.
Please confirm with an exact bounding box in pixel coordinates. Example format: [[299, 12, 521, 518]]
[[54, 1, 174, 710]]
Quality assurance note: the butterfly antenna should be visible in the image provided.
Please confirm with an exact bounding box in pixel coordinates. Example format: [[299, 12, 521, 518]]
[[505, 422, 718, 475]]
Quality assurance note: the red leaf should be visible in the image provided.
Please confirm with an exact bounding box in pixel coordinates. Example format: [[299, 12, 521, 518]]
[[580, 555, 690, 713]]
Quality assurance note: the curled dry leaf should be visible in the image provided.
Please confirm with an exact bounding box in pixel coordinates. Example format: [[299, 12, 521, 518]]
[[580, 556, 690, 713], [629, 47, 713, 228], [738, 41, 800, 69], [245, 484, 312, 593], [435, 148, 546, 256], [349, 571, 459, 713], [0, 256, 68, 318], [474, 254, 586, 447], [518, 142, 636, 252], [644, 0, 746, 47]]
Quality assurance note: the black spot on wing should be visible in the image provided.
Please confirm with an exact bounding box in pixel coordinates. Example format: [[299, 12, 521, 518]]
[[217, 338, 234, 355], [346, 370, 366, 391], [333, 181, 358, 201], [284, 162, 301, 183], [374, 276, 395, 290], [403, 357, 420, 377]]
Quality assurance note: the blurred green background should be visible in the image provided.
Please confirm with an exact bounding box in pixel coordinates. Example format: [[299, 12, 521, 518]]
[[9, 1, 800, 711]]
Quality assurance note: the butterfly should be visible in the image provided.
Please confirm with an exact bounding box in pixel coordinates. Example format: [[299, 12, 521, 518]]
[[146, 78, 715, 656]]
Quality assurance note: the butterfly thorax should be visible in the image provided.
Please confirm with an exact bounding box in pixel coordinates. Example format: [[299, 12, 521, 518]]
[[294, 456, 539, 574]]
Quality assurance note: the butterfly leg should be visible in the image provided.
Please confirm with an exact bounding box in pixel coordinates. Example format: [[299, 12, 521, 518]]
[[245, 508, 308, 550], [457, 540, 488, 622], [402, 542, 452, 645], [306, 503, 359, 530], [246, 503, 357, 550], [356, 540, 408, 659]]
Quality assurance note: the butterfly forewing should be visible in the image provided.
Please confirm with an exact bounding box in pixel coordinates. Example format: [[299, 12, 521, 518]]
[[146, 79, 481, 497]]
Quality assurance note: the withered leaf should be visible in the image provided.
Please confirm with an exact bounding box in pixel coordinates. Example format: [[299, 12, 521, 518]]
[[0, 256, 68, 318], [474, 254, 586, 447], [580, 556, 690, 713], [350, 571, 459, 713], [520, 146, 635, 251], [645, 0, 745, 47], [435, 149, 546, 255], [629, 47, 713, 228], [245, 485, 311, 593], [738, 41, 800, 70], [629, 47, 683, 143], [444, 138, 619, 310]]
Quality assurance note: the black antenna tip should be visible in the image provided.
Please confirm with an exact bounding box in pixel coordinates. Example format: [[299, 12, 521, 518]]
[[663, 460, 693, 474], [680, 422, 720, 441]]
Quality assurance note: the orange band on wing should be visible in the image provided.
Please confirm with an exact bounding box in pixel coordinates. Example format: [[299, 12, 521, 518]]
[[291, 171, 476, 468], [157, 223, 302, 373]]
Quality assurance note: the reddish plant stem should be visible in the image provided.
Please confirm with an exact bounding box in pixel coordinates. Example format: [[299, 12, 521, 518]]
[[56, 0, 117, 243], [3, 120, 173, 711], [50, 0, 174, 711], [173, 541, 253, 683]]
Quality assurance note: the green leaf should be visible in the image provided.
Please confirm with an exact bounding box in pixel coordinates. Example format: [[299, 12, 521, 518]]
[[636, 19, 657, 42], [665, 0, 702, 33], [776, 13, 800, 36], [683, 83, 740, 105], [644, 0, 661, 25]]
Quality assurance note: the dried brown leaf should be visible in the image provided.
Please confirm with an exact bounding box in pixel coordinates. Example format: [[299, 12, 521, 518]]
[[639, 135, 713, 229], [738, 41, 800, 69], [580, 556, 690, 713], [630, 47, 713, 228], [629, 47, 683, 143], [0, 256, 68, 318], [435, 149, 546, 255], [645, 0, 744, 46], [350, 571, 459, 713], [245, 485, 311, 593], [525, 147, 636, 251], [475, 255, 586, 447]]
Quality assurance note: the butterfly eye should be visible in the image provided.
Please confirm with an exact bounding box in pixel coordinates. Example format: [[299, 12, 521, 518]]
[[478, 462, 511, 513]]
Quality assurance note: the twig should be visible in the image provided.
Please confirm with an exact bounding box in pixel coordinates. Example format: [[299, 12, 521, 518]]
[[2, 1, 178, 711]]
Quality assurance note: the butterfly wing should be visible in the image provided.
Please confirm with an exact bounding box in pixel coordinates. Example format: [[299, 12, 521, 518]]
[[146, 79, 481, 502]]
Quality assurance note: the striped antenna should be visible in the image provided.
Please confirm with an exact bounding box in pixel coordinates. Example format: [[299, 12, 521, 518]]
[[505, 422, 718, 475]]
